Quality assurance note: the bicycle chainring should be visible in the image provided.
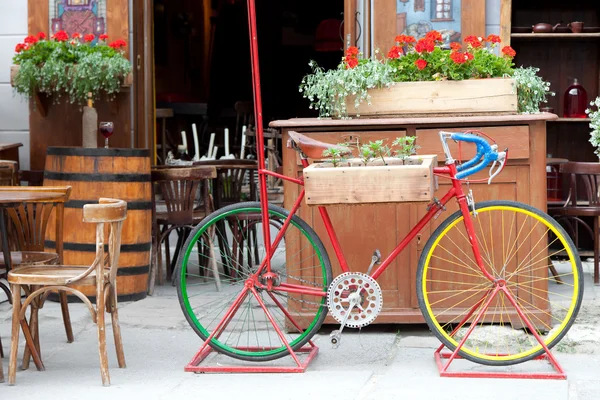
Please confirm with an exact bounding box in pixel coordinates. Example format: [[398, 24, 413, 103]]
[[327, 272, 383, 329]]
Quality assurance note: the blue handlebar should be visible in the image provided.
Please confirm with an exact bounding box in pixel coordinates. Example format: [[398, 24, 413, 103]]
[[450, 133, 499, 179]]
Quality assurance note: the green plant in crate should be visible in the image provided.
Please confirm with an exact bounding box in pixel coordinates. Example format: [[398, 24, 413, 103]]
[[12, 31, 132, 105], [587, 97, 600, 158], [322, 147, 346, 167], [359, 145, 375, 166], [393, 136, 420, 164], [367, 140, 391, 164]]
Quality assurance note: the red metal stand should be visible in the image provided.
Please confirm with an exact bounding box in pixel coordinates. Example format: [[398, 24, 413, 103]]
[[433, 283, 567, 380], [434, 344, 566, 380], [185, 342, 319, 373]]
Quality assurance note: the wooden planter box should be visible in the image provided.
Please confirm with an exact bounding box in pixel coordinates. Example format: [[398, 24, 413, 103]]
[[303, 155, 437, 205], [346, 78, 517, 118]]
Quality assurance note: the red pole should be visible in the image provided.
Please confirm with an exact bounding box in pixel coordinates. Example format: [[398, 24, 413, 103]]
[[246, 0, 273, 272]]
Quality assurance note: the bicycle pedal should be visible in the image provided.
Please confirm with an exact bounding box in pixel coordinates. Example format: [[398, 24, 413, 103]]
[[330, 330, 342, 348]]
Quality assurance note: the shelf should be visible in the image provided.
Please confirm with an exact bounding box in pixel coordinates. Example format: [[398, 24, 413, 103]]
[[511, 33, 600, 39], [550, 118, 591, 122]]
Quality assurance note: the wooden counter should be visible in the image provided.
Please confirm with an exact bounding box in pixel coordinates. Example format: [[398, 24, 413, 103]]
[[270, 113, 556, 324]]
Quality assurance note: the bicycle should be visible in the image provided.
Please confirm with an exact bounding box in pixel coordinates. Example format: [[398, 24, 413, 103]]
[[176, 128, 583, 368]]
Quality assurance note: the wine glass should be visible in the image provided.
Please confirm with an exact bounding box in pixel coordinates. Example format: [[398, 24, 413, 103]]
[[99, 122, 114, 149]]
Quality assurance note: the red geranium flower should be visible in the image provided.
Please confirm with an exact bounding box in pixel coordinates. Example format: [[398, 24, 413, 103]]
[[53, 30, 69, 42], [394, 34, 416, 45], [99, 34, 109, 41], [415, 38, 435, 53], [72, 32, 82, 39], [37, 32, 46, 40], [387, 45, 403, 59], [486, 34, 501, 44], [450, 51, 467, 64], [465, 52, 474, 61], [108, 39, 127, 49], [450, 42, 462, 51], [414, 59, 428, 70], [24, 35, 38, 45], [345, 55, 358, 69], [84, 34, 95, 42], [425, 30, 443, 43], [346, 46, 359, 57], [464, 35, 482, 49], [15, 43, 26, 53], [501, 45, 516, 57]]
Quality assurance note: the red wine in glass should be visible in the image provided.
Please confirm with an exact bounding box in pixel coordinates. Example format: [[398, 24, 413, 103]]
[[99, 122, 114, 148]]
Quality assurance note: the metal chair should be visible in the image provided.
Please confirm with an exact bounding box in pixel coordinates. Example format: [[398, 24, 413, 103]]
[[549, 162, 600, 285]]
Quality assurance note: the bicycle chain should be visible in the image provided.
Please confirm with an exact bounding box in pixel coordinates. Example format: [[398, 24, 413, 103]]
[[270, 270, 328, 308]]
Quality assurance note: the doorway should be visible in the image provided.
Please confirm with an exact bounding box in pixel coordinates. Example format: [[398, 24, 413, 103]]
[[143, 0, 344, 162]]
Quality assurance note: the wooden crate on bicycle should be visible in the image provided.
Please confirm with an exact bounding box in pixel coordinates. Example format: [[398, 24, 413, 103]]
[[303, 155, 437, 205]]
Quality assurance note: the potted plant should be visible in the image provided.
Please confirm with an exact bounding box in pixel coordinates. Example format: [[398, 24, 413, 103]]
[[11, 31, 132, 106], [305, 137, 435, 206], [10, 31, 132, 147], [300, 31, 552, 119]]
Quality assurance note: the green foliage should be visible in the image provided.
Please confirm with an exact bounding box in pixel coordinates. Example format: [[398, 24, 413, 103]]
[[299, 58, 396, 120], [322, 147, 346, 167], [512, 67, 554, 114], [12, 33, 132, 105], [367, 140, 391, 164], [587, 97, 600, 158], [359, 145, 375, 166], [393, 136, 420, 161]]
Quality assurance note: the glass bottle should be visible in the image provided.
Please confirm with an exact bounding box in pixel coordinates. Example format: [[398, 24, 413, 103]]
[[563, 78, 588, 118]]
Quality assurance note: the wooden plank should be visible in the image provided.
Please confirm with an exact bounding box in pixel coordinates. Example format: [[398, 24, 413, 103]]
[[28, 0, 48, 35], [417, 125, 530, 161], [343, 0, 357, 51], [372, 0, 396, 54], [107, 0, 130, 56], [500, 0, 512, 46], [461, 0, 486, 40], [345, 79, 518, 117], [303, 155, 436, 205], [270, 113, 558, 128]]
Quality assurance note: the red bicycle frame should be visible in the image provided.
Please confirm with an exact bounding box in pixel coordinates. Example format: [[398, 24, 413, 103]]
[[246, 0, 493, 297]]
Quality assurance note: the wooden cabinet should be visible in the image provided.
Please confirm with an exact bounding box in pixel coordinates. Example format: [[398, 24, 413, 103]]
[[271, 114, 554, 323]]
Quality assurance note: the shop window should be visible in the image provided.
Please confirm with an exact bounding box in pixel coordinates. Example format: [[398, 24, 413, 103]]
[[431, 0, 453, 22]]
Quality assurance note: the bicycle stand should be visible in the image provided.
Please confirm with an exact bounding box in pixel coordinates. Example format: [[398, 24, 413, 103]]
[[185, 341, 319, 373], [433, 283, 567, 380], [434, 344, 566, 380]]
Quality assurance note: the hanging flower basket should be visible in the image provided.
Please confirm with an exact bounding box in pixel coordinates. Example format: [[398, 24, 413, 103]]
[[9, 31, 133, 116]]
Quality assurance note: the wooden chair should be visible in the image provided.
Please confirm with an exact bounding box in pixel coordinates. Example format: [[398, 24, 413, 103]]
[[548, 162, 600, 285], [150, 166, 216, 292], [0, 186, 74, 370], [7, 198, 127, 386], [0, 160, 18, 186]]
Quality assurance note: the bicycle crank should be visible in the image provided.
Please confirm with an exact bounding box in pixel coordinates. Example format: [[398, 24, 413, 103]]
[[327, 272, 383, 347]]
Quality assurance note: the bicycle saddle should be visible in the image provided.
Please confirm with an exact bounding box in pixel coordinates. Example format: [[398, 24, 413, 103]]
[[287, 131, 352, 159]]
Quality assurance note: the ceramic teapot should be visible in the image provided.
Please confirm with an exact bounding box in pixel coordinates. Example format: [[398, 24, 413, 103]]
[[532, 23, 561, 33]]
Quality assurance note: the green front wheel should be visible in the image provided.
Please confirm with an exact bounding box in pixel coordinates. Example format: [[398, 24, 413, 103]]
[[176, 202, 332, 361]]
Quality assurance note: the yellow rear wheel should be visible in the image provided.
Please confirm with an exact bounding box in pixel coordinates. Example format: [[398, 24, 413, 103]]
[[417, 201, 583, 366]]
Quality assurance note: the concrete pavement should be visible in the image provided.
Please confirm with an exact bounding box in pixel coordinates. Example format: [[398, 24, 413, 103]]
[[0, 277, 599, 400]]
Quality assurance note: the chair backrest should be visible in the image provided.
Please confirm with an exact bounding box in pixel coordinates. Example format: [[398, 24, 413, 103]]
[[234, 101, 254, 153], [213, 164, 257, 209], [151, 166, 216, 225], [0, 160, 18, 186], [4, 186, 71, 259], [83, 198, 127, 285], [559, 162, 600, 207]]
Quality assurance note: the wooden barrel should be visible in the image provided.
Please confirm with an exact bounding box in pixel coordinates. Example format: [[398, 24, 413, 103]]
[[44, 147, 152, 302]]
